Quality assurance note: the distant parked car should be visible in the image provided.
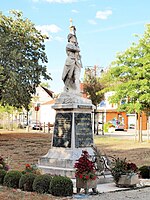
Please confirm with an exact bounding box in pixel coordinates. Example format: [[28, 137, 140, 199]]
[[29, 121, 42, 130], [18, 121, 28, 129]]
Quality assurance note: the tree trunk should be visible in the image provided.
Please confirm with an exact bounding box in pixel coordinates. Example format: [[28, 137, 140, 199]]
[[138, 113, 143, 142], [11, 112, 13, 131], [140, 113, 143, 142], [26, 110, 29, 125], [135, 113, 138, 141], [147, 113, 150, 142]]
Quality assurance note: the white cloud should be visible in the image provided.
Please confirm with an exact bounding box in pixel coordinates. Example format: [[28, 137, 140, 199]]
[[96, 10, 112, 20], [44, 0, 77, 3], [71, 9, 78, 13], [36, 25, 61, 42], [88, 19, 97, 25], [36, 24, 61, 35]]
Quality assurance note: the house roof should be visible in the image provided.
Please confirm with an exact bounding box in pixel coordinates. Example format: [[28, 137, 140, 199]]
[[41, 86, 53, 98], [42, 99, 56, 105]]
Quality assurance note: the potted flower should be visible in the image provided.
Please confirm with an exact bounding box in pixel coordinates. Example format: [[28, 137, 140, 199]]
[[0, 156, 10, 171], [0, 156, 10, 184], [111, 157, 139, 187], [74, 150, 97, 194], [22, 164, 41, 175]]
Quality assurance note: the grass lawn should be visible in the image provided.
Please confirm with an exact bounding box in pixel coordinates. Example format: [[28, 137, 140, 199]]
[[0, 130, 150, 199], [94, 135, 150, 167]]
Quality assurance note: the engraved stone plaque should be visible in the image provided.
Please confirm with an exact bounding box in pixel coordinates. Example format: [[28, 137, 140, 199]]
[[53, 113, 72, 148], [75, 113, 93, 148]]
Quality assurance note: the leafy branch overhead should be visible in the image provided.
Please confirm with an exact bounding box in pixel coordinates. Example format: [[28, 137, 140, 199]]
[[101, 24, 150, 113], [0, 10, 52, 110]]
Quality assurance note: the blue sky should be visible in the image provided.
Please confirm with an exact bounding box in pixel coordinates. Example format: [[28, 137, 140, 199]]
[[1, 0, 150, 93]]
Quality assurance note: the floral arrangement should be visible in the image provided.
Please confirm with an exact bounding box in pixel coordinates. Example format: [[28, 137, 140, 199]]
[[22, 164, 41, 175], [111, 157, 138, 183], [0, 156, 10, 171], [74, 150, 97, 181]]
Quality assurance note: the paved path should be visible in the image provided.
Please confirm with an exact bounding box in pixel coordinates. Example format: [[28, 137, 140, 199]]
[[75, 187, 150, 200], [72, 179, 150, 200], [73, 186, 150, 200]]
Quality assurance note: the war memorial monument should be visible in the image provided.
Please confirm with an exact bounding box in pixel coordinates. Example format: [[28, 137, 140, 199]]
[[38, 20, 95, 177]]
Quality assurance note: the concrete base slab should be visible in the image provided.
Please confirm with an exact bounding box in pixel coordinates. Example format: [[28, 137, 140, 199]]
[[72, 178, 150, 196]]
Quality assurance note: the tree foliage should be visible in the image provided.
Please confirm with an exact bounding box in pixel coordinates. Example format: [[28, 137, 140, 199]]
[[101, 24, 150, 114], [0, 10, 52, 110], [83, 70, 104, 107]]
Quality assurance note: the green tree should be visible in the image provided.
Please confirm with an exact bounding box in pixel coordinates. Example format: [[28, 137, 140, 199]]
[[83, 68, 104, 107], [101, 24, 150, 142], [83, 67, 105, 135], [0, 10, 51, 110], [40, 82, 51, 89]]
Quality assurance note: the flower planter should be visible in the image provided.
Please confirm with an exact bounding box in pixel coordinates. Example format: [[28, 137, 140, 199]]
[[117, 173, 139, 187], [76, 178, 97, 194]]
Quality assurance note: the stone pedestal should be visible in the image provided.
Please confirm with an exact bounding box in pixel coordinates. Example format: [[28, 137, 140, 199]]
[[38, 92, 95, 178]]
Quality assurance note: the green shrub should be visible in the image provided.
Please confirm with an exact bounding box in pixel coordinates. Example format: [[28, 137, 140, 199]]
[[0, 169, 7, 185], [33, 174, 52, 194], [139, 166, 150, 179], [3, 170, 22, 188], [49, 175, 73, 197], [19, 173, 37, 191]]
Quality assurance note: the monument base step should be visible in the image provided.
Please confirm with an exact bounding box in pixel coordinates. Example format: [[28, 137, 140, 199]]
[[37, 165, 75, 178], [37, 147, 95, 178], [37, 164, 114, 183], [97, 174, 114, 184], [38, 157, 74, 168]]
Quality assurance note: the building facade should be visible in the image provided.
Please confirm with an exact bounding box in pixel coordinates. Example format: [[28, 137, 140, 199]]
[[97, 91, 148, 131]]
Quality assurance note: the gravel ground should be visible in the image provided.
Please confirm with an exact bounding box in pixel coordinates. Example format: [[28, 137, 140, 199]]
[[73, 187, 150, 200]]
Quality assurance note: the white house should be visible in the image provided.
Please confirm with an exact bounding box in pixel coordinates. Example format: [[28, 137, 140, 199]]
[[30, 86, 55, 124], [40, 99, 56, 124]]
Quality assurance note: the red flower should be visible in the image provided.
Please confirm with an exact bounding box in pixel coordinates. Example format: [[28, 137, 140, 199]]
[[127, 162, 138, 172], [26, 164, 30, 168], [92, 176, 96, 180], [79, 174, 83, 179], [74, 150, 97, 181]]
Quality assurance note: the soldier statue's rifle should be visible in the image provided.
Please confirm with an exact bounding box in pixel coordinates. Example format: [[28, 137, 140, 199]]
[[69, 19, 83, 68]]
